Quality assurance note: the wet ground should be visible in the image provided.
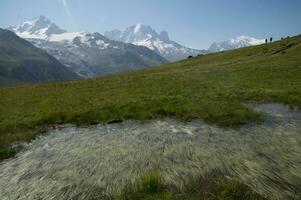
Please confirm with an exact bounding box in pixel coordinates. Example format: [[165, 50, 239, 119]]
[[0, 104, 300, 199]]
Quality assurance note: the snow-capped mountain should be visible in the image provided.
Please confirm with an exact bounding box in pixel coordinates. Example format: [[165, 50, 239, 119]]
[[8, 16, 167, 77], [105, 23, 206, 61], [0, 28, 79, 84], [8, 15, 66, 39], [208, 36, 265, 52]]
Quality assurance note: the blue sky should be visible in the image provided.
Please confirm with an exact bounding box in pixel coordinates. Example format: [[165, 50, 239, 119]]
[[0, 0, 301, 49]]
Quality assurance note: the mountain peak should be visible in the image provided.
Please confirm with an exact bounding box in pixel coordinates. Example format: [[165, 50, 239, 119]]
[[208, 35, 265, 52], [105, 23, 205, 61], [128, 23, 156, 35], [9, 15, 66, 39], [231, 35, 265, 45], [36, 15, 50, 23]]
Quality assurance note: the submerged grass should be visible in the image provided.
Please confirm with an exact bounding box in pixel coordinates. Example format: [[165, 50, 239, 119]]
[[0, 35, 301, 159], [0, 105, 300, 199], [117, 172, 171, 200], [117, 172, 267, 200]]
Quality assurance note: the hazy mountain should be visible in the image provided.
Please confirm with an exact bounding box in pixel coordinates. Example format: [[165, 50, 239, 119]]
[[105, 23, 206, 61], [208, 36, 265, 52], [8, 15, 66, 39], [9, 16, 167, 77], [0, 29, 79, 85]]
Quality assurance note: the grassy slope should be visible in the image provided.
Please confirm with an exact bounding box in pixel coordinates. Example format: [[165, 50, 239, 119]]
[[0, 35, 301, 159]]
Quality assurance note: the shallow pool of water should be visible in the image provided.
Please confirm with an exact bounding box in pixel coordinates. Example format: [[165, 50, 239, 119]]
[[0, 104, 300, 199]]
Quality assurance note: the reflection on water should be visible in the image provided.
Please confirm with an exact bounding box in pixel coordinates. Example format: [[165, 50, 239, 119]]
[[0, 104, 300, 200]]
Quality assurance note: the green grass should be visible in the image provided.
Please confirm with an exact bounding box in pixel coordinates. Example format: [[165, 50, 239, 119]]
[[0, 35, 301, 160], [116, 172, 267, 200], [117, 172, 172, 200]]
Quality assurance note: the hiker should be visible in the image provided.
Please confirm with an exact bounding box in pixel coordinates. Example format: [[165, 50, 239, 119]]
[[265, 39, 268, 43], [270, 37, 273, 42]]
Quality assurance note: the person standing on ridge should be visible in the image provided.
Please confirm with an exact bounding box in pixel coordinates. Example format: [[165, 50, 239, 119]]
[[270, 37, 273, 42]]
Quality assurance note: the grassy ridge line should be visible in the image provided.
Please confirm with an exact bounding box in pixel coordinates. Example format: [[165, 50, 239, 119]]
[[0, 35, 301, 159]]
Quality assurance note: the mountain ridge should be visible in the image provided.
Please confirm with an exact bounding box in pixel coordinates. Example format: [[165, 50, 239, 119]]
[[8, 16, 167, 77], [8, 16, 267, 76], [105, 23, 206, 61], [208, 35, 265, 52], [8, 15, 66, 39], [0, 28, 79, 85]]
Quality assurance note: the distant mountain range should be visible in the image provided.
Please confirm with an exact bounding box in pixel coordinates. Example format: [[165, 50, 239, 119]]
[[8, 16, 167, 77], [208, 36, 265, 52], [6, 15, 266, 79], [105, 24, 206, 61], [105, 24, 267, 59], [0, 29, 79, 85]]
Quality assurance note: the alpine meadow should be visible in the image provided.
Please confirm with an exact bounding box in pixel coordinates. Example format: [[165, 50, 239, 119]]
[[0, 1, 301, 200]]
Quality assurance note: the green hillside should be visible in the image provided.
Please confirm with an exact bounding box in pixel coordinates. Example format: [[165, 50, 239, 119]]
[[0, 29, 79, 85], [0, 34, 301, 159]]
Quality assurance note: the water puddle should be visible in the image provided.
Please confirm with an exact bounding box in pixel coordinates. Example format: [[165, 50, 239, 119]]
[[0, 104, 300, 199]]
